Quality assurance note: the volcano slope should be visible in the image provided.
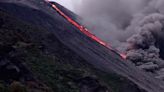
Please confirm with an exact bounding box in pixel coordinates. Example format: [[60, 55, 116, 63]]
[[0, 0, 164, 92]]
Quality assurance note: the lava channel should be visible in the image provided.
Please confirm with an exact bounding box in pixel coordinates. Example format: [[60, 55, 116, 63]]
[[45, 0, 127, 59]]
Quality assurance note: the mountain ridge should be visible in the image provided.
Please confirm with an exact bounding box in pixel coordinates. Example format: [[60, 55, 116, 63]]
[[0, 0, 163, 92]]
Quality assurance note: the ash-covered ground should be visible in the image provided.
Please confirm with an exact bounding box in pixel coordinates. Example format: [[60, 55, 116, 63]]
[[0, 0, 164, 92]]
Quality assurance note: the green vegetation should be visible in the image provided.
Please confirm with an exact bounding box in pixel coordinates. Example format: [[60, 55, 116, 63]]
[[0, 9, 142, 92], [24, 45, 136, 92], [0, 82, 9, 92], [25, 49, 81, 92], [9, 81, 27, 92]]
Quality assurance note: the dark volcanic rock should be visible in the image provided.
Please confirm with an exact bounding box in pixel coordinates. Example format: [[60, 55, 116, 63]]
[[0, 1, 164, 92], [78, 77, 109, 92], [0, 63, 20, 80]]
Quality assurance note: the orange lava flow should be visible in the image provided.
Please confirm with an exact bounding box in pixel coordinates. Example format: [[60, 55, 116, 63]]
[[45, 0, 127, 59]]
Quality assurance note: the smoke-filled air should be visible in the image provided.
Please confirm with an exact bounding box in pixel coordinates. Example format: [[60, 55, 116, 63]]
[[74, 0, 164, 76]]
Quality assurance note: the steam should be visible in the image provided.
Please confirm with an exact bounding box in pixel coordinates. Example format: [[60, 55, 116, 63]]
[[74, 0, 164, 74]]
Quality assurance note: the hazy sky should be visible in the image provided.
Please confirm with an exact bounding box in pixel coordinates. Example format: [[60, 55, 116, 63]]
[[49, 0, 76, 11]]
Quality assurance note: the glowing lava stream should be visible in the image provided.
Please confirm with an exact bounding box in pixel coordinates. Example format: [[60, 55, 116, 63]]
[[45, 0, 127, 59]]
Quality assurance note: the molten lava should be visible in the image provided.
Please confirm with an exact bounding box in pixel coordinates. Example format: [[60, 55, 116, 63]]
[[45, 0, 126, 59]]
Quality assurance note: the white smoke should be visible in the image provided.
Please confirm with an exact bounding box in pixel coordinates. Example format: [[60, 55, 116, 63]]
[[74, 0, 164, 73]]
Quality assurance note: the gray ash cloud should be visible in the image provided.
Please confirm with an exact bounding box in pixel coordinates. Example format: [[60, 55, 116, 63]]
[[74, 0, 164, 75]]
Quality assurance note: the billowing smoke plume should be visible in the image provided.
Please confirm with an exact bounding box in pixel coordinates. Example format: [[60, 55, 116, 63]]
[[126, 13, 164, 67], [74, 0, 150, 46], [74, 0, 164, 76]]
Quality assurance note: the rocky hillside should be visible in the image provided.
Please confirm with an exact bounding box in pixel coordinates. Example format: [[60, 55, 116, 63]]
[[0, 8, 146, 92]]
